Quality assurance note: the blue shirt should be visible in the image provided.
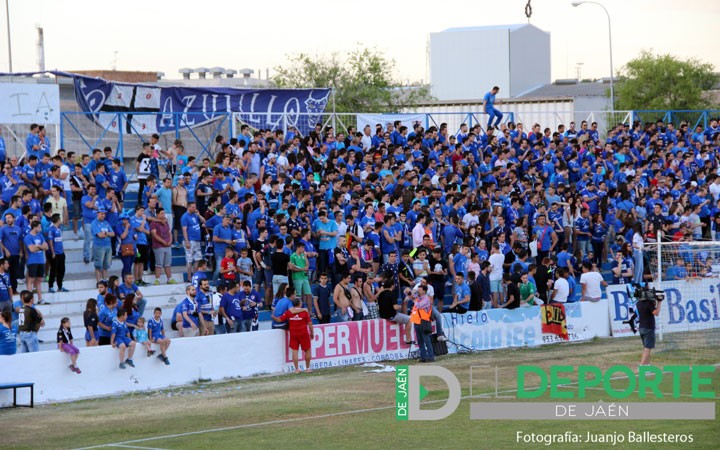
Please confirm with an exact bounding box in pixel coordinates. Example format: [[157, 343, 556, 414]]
[[575, 217, 591, 241], [442, 225, 464, 254], [301, 239, 317, 271], [98, 305, 117, 338], [238, 290, 262, 321], [220, 292, 243, 319], [148, 317, 165, 340], [316, 220, 338, 250], [0, 272, 10, 302], [0, 225, 21, 256], [612, 259, 632, 284], [118, 283, 139, 302], [91, 219, 113, 248], [532, 225, 554, 251], [23, 232, 46, 265], [455, 282, 471, 310], [0, 174, 20, 203], [111, 318, 130, 342], [180, 297, 199, 327], [25, 134, 41, 158], [156, 187, 172, 214], [109, 168, 127, 192], [0, 323, 16, 355], [181, 212, 203, 242], [556, 251, 572, 269], [381, 225, 398, 255], [131, 215, 148, 245], [196, 290, 213, 321], [453, 253, 468, 276], [591, 222, 608, 243], [191, 270, 207, 288], [213, 224, 233, 256], [271, 296, 293, 329], [81, 194, 97, 223], [95, 173, 108, 198], [483, 91, 496, 111], [48, 225, 64, 255]]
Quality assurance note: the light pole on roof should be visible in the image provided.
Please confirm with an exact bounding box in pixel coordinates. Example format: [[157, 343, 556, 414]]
[[4, 0, 12, 81], [572, 0, 615, 111]]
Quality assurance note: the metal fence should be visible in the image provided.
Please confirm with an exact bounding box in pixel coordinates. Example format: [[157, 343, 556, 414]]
[[3, 108, 718, 169]]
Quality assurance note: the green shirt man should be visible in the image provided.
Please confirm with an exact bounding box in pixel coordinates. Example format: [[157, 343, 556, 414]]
[[289, 248, 309, 281], [519, 278, 537, 306]]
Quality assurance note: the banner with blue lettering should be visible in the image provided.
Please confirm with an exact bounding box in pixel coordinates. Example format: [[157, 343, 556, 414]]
[[443, 302, 609, 353], [72, 74, 331, 136], [606, 280, 720, 338]]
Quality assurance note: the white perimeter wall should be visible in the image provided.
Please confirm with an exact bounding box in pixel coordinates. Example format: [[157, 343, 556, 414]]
[[0, 329, 285, 407], [1, 302, 610, 407]]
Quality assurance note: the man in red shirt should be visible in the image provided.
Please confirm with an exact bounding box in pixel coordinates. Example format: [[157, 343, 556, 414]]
[[279, 298, 314, 373]]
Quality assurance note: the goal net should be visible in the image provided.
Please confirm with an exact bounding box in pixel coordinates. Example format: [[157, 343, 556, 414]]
[[644, 239, 720, 365]]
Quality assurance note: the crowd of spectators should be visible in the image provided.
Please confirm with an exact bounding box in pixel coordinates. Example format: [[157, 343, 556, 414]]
[[1, 112, 720, 361]]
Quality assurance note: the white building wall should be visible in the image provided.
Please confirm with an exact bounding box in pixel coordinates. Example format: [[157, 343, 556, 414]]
[[430, 28, 510, 101], [509, 26, 551, 96]]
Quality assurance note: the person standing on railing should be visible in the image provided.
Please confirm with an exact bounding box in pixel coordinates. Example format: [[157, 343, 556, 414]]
[[483, 86, 502, 130]]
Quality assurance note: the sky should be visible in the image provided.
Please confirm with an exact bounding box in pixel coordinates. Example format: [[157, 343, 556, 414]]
[[1, 0, 719, 86]]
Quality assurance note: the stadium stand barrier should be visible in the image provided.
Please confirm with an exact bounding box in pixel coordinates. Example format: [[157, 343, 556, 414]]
[[1, 304, 610, 407]]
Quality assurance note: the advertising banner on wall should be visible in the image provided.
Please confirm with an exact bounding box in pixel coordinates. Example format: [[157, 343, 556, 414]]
[[606, 280, 720, 338], [444, 301, 610, 353], [283, 319, 413, 372]]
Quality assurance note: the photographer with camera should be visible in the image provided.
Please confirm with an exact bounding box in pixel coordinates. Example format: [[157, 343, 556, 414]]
[[636, 285, 663, 366]]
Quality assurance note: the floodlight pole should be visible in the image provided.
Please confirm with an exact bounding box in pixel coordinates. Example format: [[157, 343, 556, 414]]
[[5, 0, 12, 81], [572, 1, 614, 111]]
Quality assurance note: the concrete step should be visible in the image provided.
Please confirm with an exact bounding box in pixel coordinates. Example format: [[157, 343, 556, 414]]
[[21, 271, 187, 292], [34, 282, 188, 317], [51, 237, 191, 266], [33, 319, 274, 352], [35, 303, 276, 342]]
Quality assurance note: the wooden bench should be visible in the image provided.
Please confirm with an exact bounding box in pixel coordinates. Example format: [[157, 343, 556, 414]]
[[0, 382, 34, 408]]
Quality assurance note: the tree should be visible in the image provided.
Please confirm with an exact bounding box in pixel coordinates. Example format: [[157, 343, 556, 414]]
[[615, 51, 718, 110], [272, 46, 432, 113]]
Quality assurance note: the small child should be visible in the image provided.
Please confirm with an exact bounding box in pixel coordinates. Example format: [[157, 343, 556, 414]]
[[277, 297, 314, 373], [412, 248, 430, 279], [148, 307, 171, 365], [57, 317, 81, 374], [220, 247, 237, 282], [135, 317, 154, 357], [236, 248, 254, 283], [111, 309, 136, 369], [466, 252, 481, 279]]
